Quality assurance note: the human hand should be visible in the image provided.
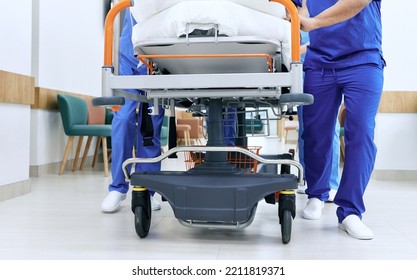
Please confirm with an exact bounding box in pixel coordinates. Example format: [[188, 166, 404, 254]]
[[299, 15, 319, 32]]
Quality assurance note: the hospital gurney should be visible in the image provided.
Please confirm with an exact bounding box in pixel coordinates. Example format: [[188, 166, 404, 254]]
[[96, 0, 313, 244]]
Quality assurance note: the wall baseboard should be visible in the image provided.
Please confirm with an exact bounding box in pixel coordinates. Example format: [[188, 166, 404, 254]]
[[0, 180, 31, 202], [30, 162, 61, 177], [372, 170, 417, 181], [30, 156, 105, 177]]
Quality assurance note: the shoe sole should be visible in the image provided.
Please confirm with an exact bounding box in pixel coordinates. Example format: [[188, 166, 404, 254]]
[[152, 205, 161, 211], [301, 211, 321, 220], [338, 223, 374, 240], [101, 194, 126, 213]]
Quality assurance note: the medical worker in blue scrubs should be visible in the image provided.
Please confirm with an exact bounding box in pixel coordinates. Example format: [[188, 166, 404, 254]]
[[101, 9, 164, 213], [293, 0, 384, 239]]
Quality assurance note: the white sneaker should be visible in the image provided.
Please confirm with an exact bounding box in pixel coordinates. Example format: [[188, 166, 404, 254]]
[[338, 215, 374, 240], [297, 184, 307, 194], [101, 191, 127, 213], [151, 195, 161, 211], [301, 198, 324, 220], [327, 189, 337, 202]]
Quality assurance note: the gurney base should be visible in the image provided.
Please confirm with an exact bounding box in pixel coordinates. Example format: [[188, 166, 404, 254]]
[[130, 171, 297, 223]]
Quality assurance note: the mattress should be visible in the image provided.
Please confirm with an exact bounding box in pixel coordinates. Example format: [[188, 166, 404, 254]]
[[130, 0, 292, 72]]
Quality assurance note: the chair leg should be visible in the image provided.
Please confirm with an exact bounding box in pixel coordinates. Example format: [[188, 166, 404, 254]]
[[101, 136, 109, 177], [92, 137, 101, 168], [185, 131, 191, 145], [72, 136, 84, 172], [59, 136, 75, 175], [80, 136, 93, 170]]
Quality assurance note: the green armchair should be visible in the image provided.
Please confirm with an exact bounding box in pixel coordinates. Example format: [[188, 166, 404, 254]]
[[57, 94, 112, 176]]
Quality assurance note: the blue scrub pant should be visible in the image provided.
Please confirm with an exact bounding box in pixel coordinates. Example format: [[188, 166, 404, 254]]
[[108, 60, 164, 194], [223, 107, 237, 146], [298, 106, 340, 190], [302, 63, 383, 222]]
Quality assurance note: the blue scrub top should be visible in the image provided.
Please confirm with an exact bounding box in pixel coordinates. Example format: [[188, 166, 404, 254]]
[[305, 0, 384, 69], [119, 9, 147, 74], [300, 30, 309, 62]]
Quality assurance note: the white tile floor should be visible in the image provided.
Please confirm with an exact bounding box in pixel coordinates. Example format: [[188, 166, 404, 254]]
[[1, 136, 417, 261]]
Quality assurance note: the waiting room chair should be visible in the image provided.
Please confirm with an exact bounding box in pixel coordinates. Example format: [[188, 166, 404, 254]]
[[176, 123, 192, 146], [282, 115, 299, 144], [57, 94, 112, 176], [176, 110, 204, 145], [80, 97, 112, 171]]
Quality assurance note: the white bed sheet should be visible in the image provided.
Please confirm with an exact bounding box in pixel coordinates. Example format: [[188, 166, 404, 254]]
[[130, 0, 286, 23], [130, 1, 292, 70]]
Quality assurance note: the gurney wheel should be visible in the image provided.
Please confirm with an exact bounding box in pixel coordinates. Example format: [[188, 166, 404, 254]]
[[280, 209, 292, 244], [134, 205, 151, 238], [278, 191, 295, 244]]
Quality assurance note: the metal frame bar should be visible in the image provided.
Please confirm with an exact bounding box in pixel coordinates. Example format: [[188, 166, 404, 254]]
[[122, 146, 304, 185]]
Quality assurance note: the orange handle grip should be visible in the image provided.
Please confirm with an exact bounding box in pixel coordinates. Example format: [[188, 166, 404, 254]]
[[104, 0, 133, 66], [270, 0, 301, 62]]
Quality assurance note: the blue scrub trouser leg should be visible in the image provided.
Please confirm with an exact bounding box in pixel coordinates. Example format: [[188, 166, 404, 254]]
[[108, 57, 164, 195], [330, 121, 341, 190], [224, 107, 237, 146], [108, 97, 164, 194], [303, 64, 383, 222], [298, 106, 340, 188]]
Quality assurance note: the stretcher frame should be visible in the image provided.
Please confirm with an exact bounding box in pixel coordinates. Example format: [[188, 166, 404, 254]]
[[100, 0, 312, 244]]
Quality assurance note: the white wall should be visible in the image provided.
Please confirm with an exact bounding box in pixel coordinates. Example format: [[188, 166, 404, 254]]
[[375, 114, 417, 171], [30, 0, 106, 167], [381, 1, 417, 91], [0, 0, 32, 76], [374, 1, 417, 171], [0, 0, 32, 186], [30, 110, 67, 166], [37, 0, 105, 95], [0, 104, 30, 186]]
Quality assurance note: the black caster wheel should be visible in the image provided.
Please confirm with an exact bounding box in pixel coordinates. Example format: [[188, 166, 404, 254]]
[[278, 190, 296, 244], [132, 188, 151, 238], [280, 209, 292, 244], [134, 205, 151, 238]]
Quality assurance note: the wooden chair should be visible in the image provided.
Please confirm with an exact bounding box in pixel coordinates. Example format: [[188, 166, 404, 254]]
[[80, 97, 112, 172], [176, 111, 204, 145], [282, 115, 299, 143], [176, 124, 192, 145]]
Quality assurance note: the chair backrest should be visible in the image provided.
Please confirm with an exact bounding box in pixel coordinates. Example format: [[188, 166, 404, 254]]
[[177, 118, 203, 138], [57, 94, 88, 135], [85, 97, 106, 125]]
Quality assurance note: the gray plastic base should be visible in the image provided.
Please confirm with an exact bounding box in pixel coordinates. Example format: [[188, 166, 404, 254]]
[[130, 170, 297, 223]]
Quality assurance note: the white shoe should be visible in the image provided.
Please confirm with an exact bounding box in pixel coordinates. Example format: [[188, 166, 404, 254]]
[[301, 198, 324, 220], [151, 195, 161, 211], [327, 189, 337, 202], [297, 184, 307, 194], [338, 215, 374, 240], [101, 191, 126, 213]]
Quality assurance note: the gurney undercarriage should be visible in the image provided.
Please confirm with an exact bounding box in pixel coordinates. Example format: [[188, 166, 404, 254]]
[[97, 0, 313, 244]]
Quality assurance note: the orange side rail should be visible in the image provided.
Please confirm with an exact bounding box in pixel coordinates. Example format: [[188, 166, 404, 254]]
[[271, 0, 301, 62], [104, 0, 133, 66]]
